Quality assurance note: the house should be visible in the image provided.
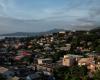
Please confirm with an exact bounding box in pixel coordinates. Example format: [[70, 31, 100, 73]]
[[66, 54, 83, 61], [36, 64, 54, 72], [14, 67, 36, 79], [26, 72, 41, 80], [0, 48, 7, 53], [65, 44, 71, 50], [0, 67, 8, 74], [0, 67, 15, 79], [96, 62, 100, 70], [59, 31, 66, 34], [14, 50, 32, 64], [62, 55, 76, 66], [81, 48, 90, 53], [37, 58, 52, 65], [44, 47, 52, 51], [62, 54, 83, 66], [78, 57, 100, 72], [60, 47, 68, 51], [8, 76, 19, 80], [78, 58, 94, 66]]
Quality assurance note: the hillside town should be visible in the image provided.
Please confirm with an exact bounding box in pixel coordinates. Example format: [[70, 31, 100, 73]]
[[0, 29, 100, 80]]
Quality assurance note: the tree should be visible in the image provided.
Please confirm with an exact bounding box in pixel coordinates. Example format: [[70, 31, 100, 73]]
[[93, 70, 100, 80], [0, 74, 6, 80], [69, 66, 88, 77], [53, 66, 69, 80], [53, 66, 88, 80], [52, 51, 67, 62], [95, 45, 100, 52]]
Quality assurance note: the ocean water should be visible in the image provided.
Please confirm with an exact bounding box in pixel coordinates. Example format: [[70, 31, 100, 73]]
[[0, 36, 28, 40]]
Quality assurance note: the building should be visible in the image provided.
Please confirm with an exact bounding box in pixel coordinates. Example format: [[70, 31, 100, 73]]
[[78, 58, 94, 66], [62, 55, 76, 66], [0, 67, 15, 79], [26, 72, 41, 80], [8, 76, 19, 80], [37, 58, 52, 65], [0, 67, 8, 74], [66, 44, 71, 50], [36, 64, 54, 73], [66, 54, 83, 61]]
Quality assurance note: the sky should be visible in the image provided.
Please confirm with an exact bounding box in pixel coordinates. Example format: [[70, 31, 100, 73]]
[[0, 0, 100, 33]]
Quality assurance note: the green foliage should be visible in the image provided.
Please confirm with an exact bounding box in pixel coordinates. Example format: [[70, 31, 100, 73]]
[[95, 45, 100, 52], [52, 51, 67, 62], [53, 66, 88, 80], [0, 74, 6, 80], [93, 70, 100, 80]]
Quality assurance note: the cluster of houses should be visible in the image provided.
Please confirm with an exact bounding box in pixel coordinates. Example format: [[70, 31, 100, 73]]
[[0, 30, 100, 80], [62, 54, 100, 72]]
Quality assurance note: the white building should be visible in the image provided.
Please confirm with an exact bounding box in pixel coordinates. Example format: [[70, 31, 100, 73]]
[[37, 58, 52, 65]]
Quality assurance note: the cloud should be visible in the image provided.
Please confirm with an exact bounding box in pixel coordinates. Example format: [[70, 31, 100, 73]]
[[0, 0, 100, 33], [0, 0, 7, 16], [89, 8, 100, 18], [0, 0, 93, 19], [77, 18, 95, 23], [77, 7, 100, 26], [75, 0, 100, 27], [0, 0, 99, 21]]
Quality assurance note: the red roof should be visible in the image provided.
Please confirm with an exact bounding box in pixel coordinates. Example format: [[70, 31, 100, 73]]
[[20, 51, 31, 56], [15, 56, 23, 61]]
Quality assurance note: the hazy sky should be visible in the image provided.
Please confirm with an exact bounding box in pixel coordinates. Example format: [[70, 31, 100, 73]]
[[0, 0, 100, 33]]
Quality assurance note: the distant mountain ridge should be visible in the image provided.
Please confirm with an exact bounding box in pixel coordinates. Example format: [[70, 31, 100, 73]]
[[0, 27, 100, 37], [0, 28, 66, 36]]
